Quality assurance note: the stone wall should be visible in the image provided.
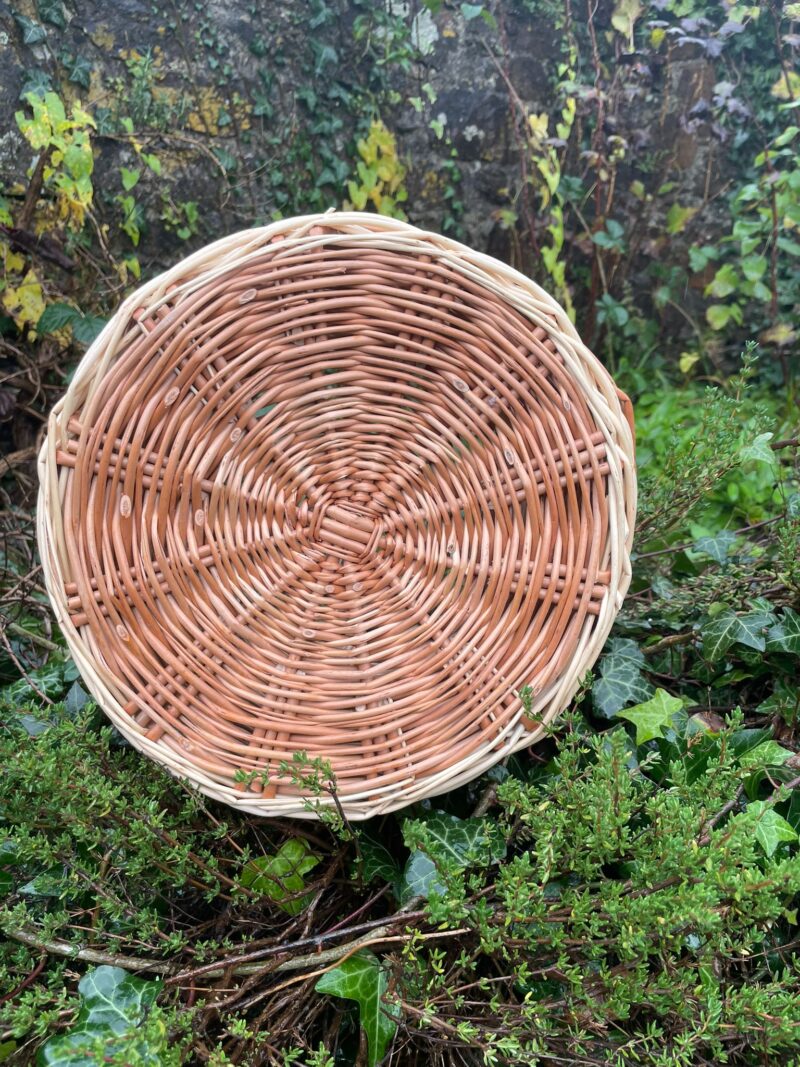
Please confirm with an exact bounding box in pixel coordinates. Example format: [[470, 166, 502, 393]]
[[0, 1, 738, 324]]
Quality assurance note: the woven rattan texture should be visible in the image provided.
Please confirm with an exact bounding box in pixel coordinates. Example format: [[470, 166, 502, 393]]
[[38, 213, 636, 818]]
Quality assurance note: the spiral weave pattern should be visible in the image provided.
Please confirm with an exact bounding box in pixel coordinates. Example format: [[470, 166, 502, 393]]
[[38, 213, 635, 818]]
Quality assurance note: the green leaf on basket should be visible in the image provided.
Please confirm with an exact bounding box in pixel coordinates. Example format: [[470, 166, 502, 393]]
[[615, 688, 683, 745], [240, 837, 320, 914], [38, 966, 162, 1065], [315, 951, 399, 1067]]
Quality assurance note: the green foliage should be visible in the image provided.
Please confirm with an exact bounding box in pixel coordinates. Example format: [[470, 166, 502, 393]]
[[633, 344, 775, 541], [15, 92, 95, 231], [400, 811, 505, 902], [240, 839, 320, 915], [344, 119, 408, 218], [37, 303, 107, 346], [701, 123, 800, 338], [315, 952, 399, 1067], [396, 721, 800, 1064], [592, 637, 653, 717], [38, 966, 168, 1066], [615, 688, 683, 744], [160, 198, 199, 241], [0, 706, 236, 943]]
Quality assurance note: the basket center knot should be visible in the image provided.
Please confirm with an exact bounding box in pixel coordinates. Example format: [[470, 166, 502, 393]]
[[315, 502, 380, 561]]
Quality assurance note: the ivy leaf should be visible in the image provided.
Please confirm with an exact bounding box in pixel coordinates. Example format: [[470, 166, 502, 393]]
[[358, 833, 404, 893], [240, 838, 319, 915], [702, 611, 741, 661], [740, 254, 767, 282], [740, 432, 777, 467], [3, 268, 46, 335], [693, 531, 738, 564], [665, 203, 697, 235], [19, 68, 52, 100], [611, 0, 642, 48], [748, 802, 798, 857], [399, 813, 504, 901], [66, 55, 92, 90], [2, 656, 68, 702], [688, 244, 717, 272], [737, 740, 793, 772], [401, 850, 439, 901], [757, 678, 800, 720], [14, 15, 47, 45], [65, 681, 91, 716], [0, 841, 19, 896], [615, 688, 683, 745], [766, 609, 800, 655], [592, 638, 653, 718], [120, 167, 141, 192], [761, 322, 796, 347], [315, 952, 399, 1067], [706, 263, 740, 298], [37, 304, 107, 347], [38, 966, 162, 1065], [706, 303, 733, 331], [702, 608, 775, 662], [19, 865, 69, 897], [37, 0, 66, 27]]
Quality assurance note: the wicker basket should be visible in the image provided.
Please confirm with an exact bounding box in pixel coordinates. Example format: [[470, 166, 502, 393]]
[[37, 212, 636, 819]]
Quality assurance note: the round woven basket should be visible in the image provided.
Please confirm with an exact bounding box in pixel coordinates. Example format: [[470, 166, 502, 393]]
[[38, 212, 635, 819]]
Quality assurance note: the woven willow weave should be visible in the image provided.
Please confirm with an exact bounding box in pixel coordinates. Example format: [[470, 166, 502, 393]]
[[38, 212, 636, 818]]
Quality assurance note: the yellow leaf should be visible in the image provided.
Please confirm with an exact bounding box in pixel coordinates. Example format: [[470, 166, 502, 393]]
[[679, 351, 700, 374], [2, 244, 26, 274], [528, 112, 549, 143], [612, 0, 643, 48], [760, 323, 796, 346], [2, 269, 46, 335], [771, 71, 800, 101], [666, 203, 697, 235]]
